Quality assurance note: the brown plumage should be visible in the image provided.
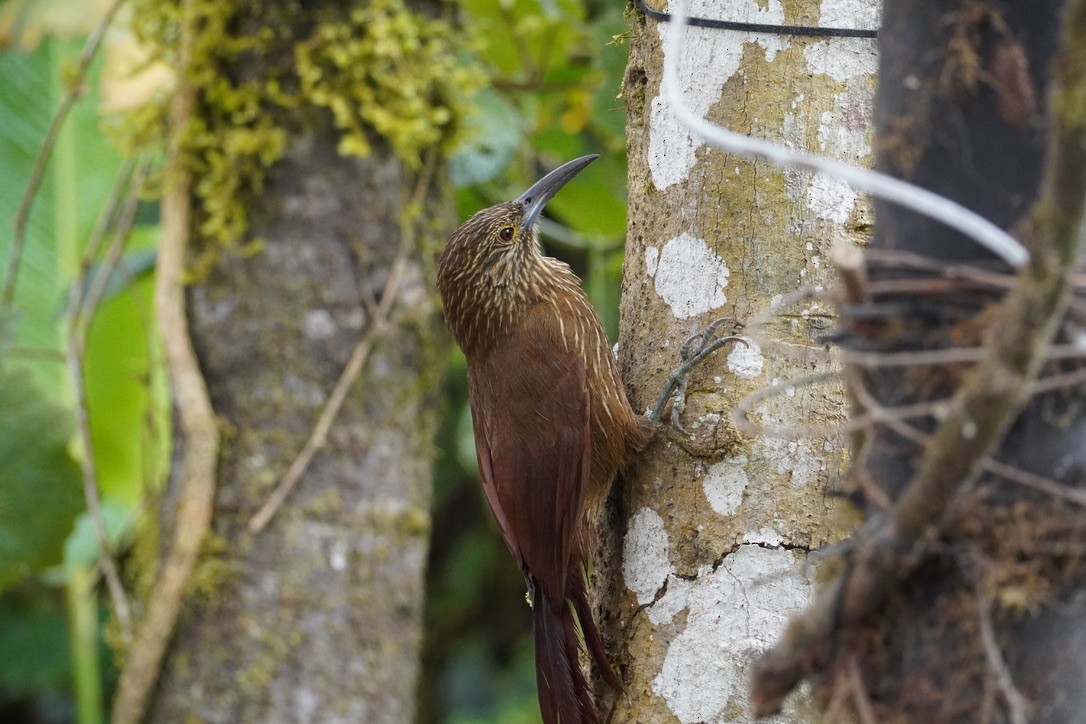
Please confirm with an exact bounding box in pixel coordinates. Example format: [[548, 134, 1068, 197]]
[[436, 155, 648, 724]]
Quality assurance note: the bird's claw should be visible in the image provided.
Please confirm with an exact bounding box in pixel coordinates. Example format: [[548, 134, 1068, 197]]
[[649, 316, 747, 433]]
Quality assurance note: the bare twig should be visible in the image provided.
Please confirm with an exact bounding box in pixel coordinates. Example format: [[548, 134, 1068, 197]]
[[65, 158, 149, 646], [248, 149, 439, 533], [111, 0, 221, 720], [821, 678, 850, 724], [843, 342, 1086, 369], [847, 349, 1086, 509], [882, 416, 1086, 509], [975, 581, 1030, 724], [1030, 364, 1086, 395], [1, 0, 127, 314], [848, 656, 877, 724], [247, 252, 408, 533]]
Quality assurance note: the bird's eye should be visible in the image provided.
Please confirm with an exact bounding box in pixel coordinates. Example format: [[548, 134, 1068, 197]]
[[499, 225, 515, 242]]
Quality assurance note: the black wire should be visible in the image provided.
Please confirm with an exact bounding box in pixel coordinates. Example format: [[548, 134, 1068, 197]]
[[635, 0, 879, 39]]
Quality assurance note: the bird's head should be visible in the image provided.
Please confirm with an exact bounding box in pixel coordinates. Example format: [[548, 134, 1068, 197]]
[[438, 154, 598, 291]]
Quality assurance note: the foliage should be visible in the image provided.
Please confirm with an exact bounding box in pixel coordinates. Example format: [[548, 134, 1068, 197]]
[[0, 587, 74, 702], [0, 31, 167, 724], [0, 366, 84, 591]]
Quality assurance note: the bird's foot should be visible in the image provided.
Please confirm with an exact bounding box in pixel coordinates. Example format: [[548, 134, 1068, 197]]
[[649, 316, 747, 433]]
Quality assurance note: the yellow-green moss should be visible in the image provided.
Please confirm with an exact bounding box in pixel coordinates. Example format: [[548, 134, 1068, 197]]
[[296, 1, 480, 164], [185, 531, 234, 606], [119, 0, 480, 252]]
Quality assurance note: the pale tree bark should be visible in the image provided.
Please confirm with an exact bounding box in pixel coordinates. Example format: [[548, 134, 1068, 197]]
[[124, 2, 451, 722], [599, 0, 878, 721]]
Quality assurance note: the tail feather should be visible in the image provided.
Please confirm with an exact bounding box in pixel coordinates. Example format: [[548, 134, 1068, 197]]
[[533, 586, 598, 724], [567, 569, 623, 692]]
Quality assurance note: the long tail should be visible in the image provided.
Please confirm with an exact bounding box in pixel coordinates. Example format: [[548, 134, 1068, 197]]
[[533, 584, 598, 724], [533, 573, 621, 724], [566, 567, 622, 692]]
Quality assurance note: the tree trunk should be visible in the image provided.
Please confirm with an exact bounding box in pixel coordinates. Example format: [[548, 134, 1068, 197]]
[[150, 132, 446, 724], [138, 2, 452, 721], [603, 0, 878, 721], [796, 1, 1086, 721]]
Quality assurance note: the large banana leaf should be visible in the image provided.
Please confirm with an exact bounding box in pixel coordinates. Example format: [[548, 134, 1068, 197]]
[[0, 35, 166, 588]]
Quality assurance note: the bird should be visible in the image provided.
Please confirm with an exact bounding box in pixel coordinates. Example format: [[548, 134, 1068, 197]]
[[436, 154, 650, 723]]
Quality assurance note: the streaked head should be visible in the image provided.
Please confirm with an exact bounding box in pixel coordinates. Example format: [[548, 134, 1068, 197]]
[[437, 155, 598, 290]]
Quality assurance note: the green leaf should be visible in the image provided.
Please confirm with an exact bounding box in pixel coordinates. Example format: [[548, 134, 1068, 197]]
[[449, 89, 524, 187], [545, 152, 627, 236], [0, 37, 124, 394], [68, 247, 157, 313], [63, 503, 130, 571], [1, 39, 167, 513], [0, 310, 16, 359], [0, 592, 72, 699], [83, 264, 170, 506], [0, 365, 84, 592]]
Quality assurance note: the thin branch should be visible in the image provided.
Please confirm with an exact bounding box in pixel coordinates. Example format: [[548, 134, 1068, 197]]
[[888, 417, 1086, 509], [975, 581, 1030, 724], [1030, 364, 1086, 395], [663, 0, 1028, 269], [65, 158, 150, 646], [847, 369, 1086, 508], [111, 0, 220, 720], [853, 342, 1086, 368], [847, 656, 877, 724], [247, 253, 408, 533], [248, 149, 439, 533], [1, 0, 127, 314]]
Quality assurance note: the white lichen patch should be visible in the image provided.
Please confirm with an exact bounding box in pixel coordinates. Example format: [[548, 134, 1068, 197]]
[[744, 527, 784, 547], [645, 245, 660, 276], [817, 0, 881, 30], [623, 507, 673, 606], [817, 109, 871, 158], [759, 436, 821, 488], [803, 39, 878, 83], [648, 0, 785, 189], [653, 233, 730, 318], [806, 173, 857, 224], [702, 456, 749, 516], [329, 539, 348, 571], [726, 338, 763, 379], [652, 546, 812, 723], [304, 308, 336, 339]]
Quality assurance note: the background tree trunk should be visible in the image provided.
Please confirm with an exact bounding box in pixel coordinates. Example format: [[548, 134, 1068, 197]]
[[151, 132, 446, 723], [808, 1, 1086, 721], [602, 0, 878, 721], [141, 3, 452, 721]]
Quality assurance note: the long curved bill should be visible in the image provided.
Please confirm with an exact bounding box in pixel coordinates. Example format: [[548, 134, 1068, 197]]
[[517, 154, 599, 228]]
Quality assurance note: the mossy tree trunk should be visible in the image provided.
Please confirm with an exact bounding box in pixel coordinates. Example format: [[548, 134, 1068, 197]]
[[139, 2, 452, 721], [601, 0, 877, 721]]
